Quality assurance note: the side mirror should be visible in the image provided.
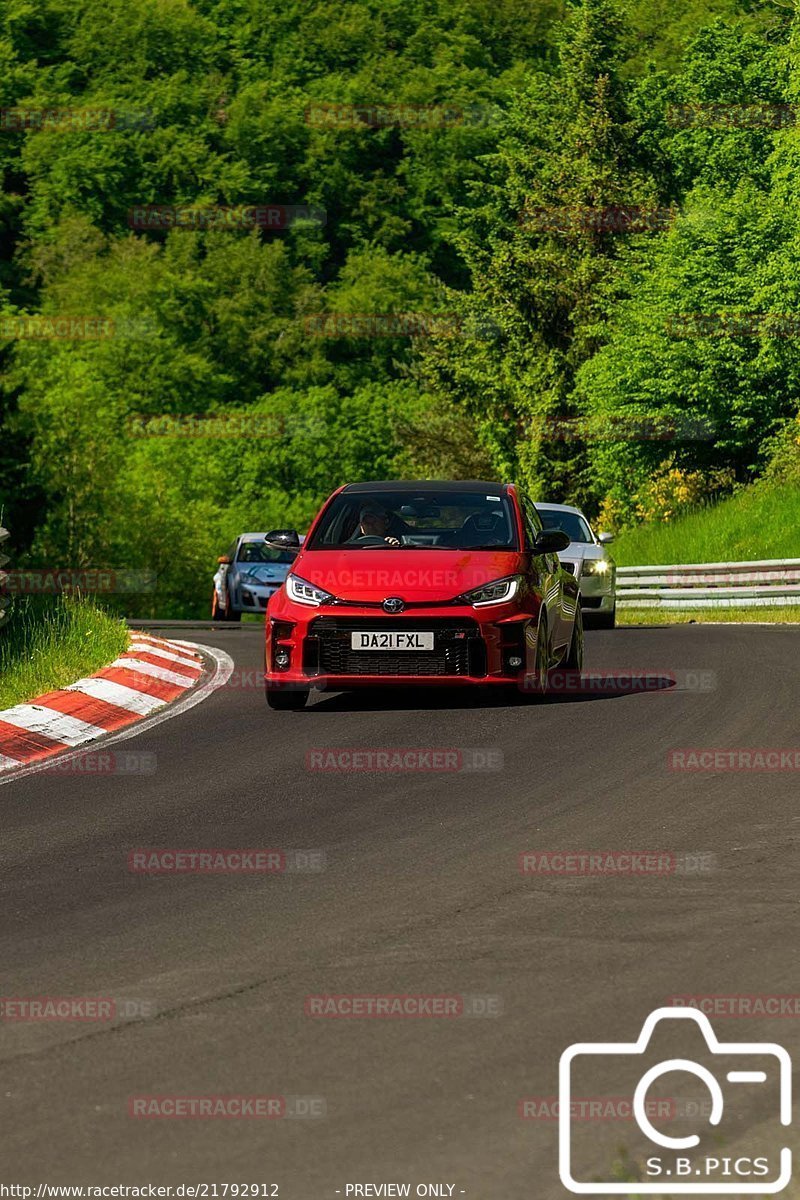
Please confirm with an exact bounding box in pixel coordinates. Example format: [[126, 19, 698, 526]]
[[533, 529, 571, 554], [217, 555, 231, 565], [597, 531, 615, 545], [264, 529, 300, 553]]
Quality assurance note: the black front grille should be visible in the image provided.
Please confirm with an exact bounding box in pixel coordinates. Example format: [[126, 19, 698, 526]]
[[304, 617, 485, 678], [580, 595, 603, 608]]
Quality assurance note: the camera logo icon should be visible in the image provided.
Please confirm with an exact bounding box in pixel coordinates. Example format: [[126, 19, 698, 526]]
[[559, 1006, 791, 1193]]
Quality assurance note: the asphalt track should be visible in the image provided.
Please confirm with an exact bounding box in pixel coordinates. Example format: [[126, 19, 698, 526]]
[[2, 623, 799, 1196]]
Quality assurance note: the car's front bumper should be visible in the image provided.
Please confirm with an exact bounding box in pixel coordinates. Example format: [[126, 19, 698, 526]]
[[237, 584, 282, 612], [562, 565, 615, 613], [264, 601, 540, 689], [580, 588, 616, 614]]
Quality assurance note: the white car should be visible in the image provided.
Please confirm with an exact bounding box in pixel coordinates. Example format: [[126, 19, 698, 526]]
[[212, 532, 304, 621], [535, 502, 616, 628]]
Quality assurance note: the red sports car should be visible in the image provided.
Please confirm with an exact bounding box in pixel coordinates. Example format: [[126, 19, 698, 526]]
[[262, 480, 581, 709]]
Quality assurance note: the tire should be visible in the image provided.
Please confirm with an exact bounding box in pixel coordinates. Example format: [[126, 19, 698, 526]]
[[211, 588, 241, 622], [562, 605, 585, 670], [592, 604, 616, 630], [525, 614, 550, 696], [266, 687, 309, 711]]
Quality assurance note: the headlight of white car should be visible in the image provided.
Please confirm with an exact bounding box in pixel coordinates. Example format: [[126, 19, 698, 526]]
[[458, 574, 522, 607], [583, 559, 611, 575], [286, 573, 334, 606], [238, 572, 267, 587]]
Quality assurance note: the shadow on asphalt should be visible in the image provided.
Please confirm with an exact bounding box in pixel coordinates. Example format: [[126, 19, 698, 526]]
[[306, 677, 677, 713]]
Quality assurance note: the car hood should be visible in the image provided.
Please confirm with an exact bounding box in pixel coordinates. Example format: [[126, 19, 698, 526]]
[[291, 547, 525, 603], [560, 542, 612, 562], [236, 565, 290, 582]]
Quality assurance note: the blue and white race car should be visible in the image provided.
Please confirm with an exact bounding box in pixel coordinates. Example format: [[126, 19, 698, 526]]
[[212, 532, 303, 621]]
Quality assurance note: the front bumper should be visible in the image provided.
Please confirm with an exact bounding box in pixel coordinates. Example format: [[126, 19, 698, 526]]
[[580, 589, 615, 614], [564, 565, 615, 613], [264, 602, 538, 689], [237, 584, 282, 612]]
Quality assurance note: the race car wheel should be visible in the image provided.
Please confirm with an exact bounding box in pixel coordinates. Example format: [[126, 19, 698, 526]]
[[266, 687, 309, 711], [592, 604, 616, 630], [211, 588, 241, 622], [526, 614, 550, 696]]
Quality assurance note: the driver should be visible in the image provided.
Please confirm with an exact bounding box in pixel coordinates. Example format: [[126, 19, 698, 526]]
[[348, 503, 401, 546]]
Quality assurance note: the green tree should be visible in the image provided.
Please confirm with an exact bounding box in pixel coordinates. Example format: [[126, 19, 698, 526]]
[[420, 0, 660, 503]]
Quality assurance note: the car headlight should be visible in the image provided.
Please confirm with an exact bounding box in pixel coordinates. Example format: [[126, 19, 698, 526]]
[[238, 572, 267, 587], [458, 575, 522, 607], [286, 573, 334, 606], [583, 559, 611, 575]]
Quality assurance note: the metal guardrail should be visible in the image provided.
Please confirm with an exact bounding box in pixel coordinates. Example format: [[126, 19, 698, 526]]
[[617, 558, 800, 609], [0, 526, 11, 628]]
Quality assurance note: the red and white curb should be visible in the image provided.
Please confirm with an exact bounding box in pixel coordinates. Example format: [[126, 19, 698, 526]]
[[0, 635, 233, 780]]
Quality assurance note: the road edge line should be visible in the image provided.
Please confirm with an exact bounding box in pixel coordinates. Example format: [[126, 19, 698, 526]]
[[0, 641, 235, 788]]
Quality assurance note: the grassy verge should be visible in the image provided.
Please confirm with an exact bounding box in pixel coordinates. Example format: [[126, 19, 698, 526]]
[[618, 605, 800, 625], [0, 595, 129, 710], [612, 482, 800, 566]]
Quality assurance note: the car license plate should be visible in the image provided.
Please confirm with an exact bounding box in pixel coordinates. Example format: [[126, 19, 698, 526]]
[[351, 631, 434, 651]]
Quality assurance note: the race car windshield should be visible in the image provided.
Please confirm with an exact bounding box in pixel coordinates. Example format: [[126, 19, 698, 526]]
[[236, 544, 296, 564], [537, 509, 594, 544], [309, 491, 518, 550]]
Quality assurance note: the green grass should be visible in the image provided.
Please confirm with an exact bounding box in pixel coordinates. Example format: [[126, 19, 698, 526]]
[[612, 482, 800, 566], [0, 595, 129, 710], [619, 605, 800, 625]]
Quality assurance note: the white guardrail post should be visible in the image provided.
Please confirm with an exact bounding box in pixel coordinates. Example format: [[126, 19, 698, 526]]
[[0, 525, 11, 629], [616, 559, 800, 609]]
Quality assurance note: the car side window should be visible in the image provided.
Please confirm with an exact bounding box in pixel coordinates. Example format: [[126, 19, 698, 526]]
[[519, 493, 542, 550]]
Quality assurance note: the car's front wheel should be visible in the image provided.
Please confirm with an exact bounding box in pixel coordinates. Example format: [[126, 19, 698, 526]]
[[523, 614, 550, 697], [266, 687, 309, 711], [211, 588, 241, 622], [591, 604, 616, 630]]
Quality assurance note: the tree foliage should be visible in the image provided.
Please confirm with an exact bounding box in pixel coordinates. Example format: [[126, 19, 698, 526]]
[[0, 0, 797, 611]]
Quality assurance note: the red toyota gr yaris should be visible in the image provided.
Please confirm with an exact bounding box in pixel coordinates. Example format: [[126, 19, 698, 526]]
[[262, 480, 581, 709]]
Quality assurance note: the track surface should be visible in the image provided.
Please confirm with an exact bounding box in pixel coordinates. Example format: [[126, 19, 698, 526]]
[[2, 624, 798, 1195]]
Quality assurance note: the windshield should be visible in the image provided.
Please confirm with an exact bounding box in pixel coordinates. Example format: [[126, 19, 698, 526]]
[[536, 508, 594, 544], [309, 490, 518, 550], [236, 543, 296, 564]]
